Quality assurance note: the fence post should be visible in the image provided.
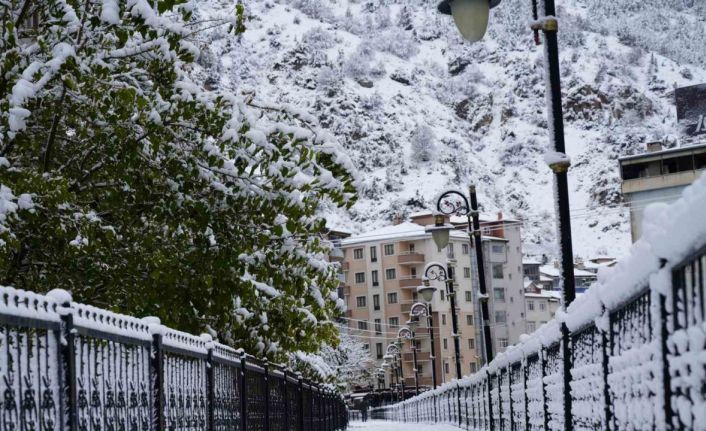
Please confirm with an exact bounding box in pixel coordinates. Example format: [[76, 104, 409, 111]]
[[541, 348, 549, 431], [487, 371, 494, 431], [57, 295, 78, 431], [144, 317, 165, 431], [283, 370, 289, 431], [603, 309, 613, 430], [660, 291, 673, 430], [464, 386, 469, 430], [522, 355, 524, 430], [298, 374, 305, 431], [263, 361, 270, 431], [562, 323, 573, 431], [240, 355, 248, 431], [205, 335, 215, 431]]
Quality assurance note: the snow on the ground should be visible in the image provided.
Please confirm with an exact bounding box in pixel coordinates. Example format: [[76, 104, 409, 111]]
[[348, 420, 461, 431]]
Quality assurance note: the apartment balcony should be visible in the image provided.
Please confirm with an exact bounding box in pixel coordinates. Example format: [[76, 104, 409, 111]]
[[398, 252, 425, 265], [339, 261, 349, 271], [342, 286, 351, 296], [399, 276, 422, 289], [401, 302, 412, 313], [403, 351, 431, 362], [345, 310, 353, 318], [405, 376, 433, 387]]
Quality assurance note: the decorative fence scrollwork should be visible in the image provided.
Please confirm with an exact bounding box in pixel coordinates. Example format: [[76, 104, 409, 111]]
[[371, 244, 706, 431], [0, 287, 348, 431]]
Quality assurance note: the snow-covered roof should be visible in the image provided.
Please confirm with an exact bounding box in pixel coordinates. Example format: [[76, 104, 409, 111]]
[[539, 265, 597, 278], [524, 290, 562, 300], [341, 222, 505, 246], [409, 210, 520, 224], [522, 258, 541, 265]]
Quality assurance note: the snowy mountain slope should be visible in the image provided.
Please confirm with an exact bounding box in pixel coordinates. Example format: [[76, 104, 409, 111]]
[[193, 0, 706, 258]]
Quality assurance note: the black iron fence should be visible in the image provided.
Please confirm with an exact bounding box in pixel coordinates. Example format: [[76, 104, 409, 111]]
[[372, 243, 706, 430], [0, 288, 348, 431]]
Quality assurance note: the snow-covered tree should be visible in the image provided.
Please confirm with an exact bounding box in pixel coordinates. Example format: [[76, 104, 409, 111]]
[[290, 327, 375, 391], [0, 0, 357, 362], [410, 125, 436, 163]]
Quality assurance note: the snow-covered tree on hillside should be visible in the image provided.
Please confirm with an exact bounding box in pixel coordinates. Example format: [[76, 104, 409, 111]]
[[410, 125, 436, 163], [0, 0, 357, 362]]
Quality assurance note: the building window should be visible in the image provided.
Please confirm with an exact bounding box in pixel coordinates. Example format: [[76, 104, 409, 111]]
[[356, 296, 367, 308], [462, 243, 470, 255], [372, 270, 379, 287], [528, 300, 535, 311], [495, 311, 507, 324], [376, 343, 383, 359], [370, 246, 378, 262], [470, 363, 477, 373], [540, 302, 546, 311], [492, 264, 504, 279], [374, 319, 382, 335], [384, 244, 395, 256], [443, 338, 448, 350], [494, 288, 506, 302], [492, 244, 505, 254], [447, 244, 454, 258], [388, 317, 399, 328], [466, 315, 474, 326], [463, 267, 471, 278], [440, 290, 445, 301], [354, 248, 364, 259], [445, 363, 450, 374], [387, 292, 398, 304], [357, 321, 368, 331], [418, 364, 423, 374], [527, 321, 536, 333], [442, 314, 447, 325], [468, 338, 475, 349], [385, 268, 396, 280], [373, 294, 380, 311], [465, 291, 472, 302], [499, 338, 509, 349], [355, 272, 365, 284]]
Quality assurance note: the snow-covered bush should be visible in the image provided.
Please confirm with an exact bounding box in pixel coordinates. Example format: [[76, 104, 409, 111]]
[[292, 0, 334, 22], [0, 0, 357, 362], [374, 28, 419, 60], [344, 42, 376, 80], [317, 66, 344, 95], [410, 125, 436, 163]]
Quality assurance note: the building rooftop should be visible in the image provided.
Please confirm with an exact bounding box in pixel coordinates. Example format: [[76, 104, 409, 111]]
[[539, 265, 597, 278], [525, 290, 562, 300], [340, 221, 505, 246], [618, 142, 706, 163]]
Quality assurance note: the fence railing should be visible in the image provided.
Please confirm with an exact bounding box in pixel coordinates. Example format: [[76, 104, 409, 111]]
[[371, 241, 706, 430], [0, 288, 348, 431]]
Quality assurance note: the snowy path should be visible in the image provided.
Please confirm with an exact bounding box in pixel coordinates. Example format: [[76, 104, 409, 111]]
[[348, 421, 460, 431]]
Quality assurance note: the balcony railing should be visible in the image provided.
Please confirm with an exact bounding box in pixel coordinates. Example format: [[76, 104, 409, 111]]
[[399, 276, 422, 289], [403, 351, 431, 362], [398, 252, 425, 265], [329, 247, 344, 261]]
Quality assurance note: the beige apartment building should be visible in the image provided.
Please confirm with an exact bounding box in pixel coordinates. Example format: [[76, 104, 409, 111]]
[[336, 213, 526, 388]]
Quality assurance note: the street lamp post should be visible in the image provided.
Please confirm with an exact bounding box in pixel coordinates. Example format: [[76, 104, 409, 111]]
[[414, 286, 439, 390], [423, 261, 463, 380], [430, 191, 493, 365], [436, 0, 577, 428], [398, 325, 419, 396]]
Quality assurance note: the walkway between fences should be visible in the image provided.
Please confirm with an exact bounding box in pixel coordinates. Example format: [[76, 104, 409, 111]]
[[0, 288, 348, 431], [372, 175, 706, 430]]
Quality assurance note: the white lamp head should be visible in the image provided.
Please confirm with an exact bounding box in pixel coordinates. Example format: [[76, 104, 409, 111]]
[[437, 0, 501, 43]]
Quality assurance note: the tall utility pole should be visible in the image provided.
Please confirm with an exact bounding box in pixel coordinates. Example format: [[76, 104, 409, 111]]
[[446, 266, 462, 380], [469, 185, 494, 365], [536, 1, 577, 429]]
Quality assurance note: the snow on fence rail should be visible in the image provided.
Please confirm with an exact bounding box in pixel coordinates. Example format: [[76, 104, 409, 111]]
[[372, 172, 706, 430], [0, 288, 348, 431]]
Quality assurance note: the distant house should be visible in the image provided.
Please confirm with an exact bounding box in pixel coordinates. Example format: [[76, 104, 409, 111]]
[[523, 281, 561, 334], [576, 257, 617, 274], [538, 264, 597, 293]]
